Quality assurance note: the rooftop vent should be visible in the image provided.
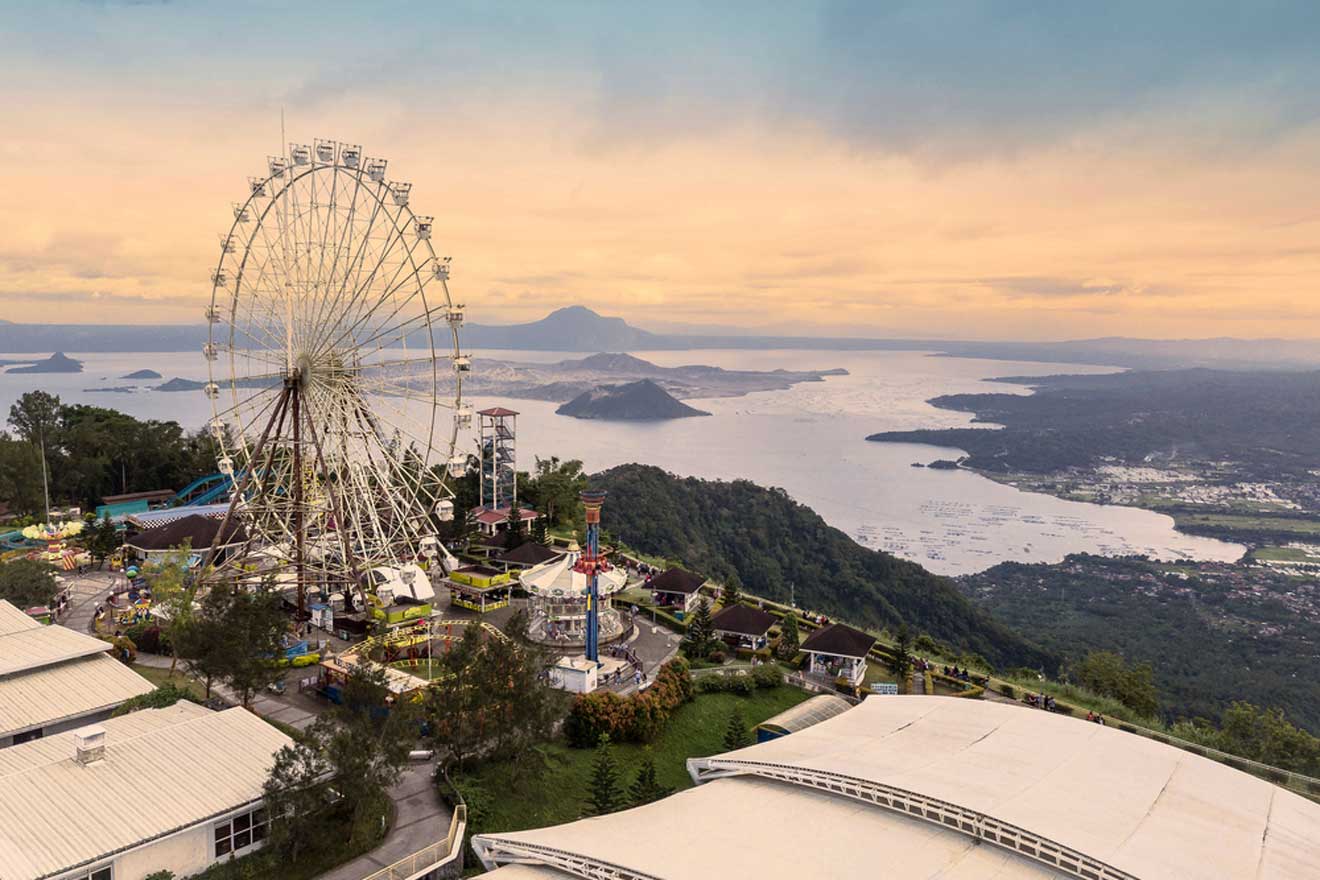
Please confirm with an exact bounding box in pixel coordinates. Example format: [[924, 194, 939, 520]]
[[73, 725, 106, 765]]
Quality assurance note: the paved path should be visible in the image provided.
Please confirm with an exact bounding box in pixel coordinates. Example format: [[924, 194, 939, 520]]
[[316, 761, 453, 880], [56, 569, 121, 633], [134, 651, 321, 730]]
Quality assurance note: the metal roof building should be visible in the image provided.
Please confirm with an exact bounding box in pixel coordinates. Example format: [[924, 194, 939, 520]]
[[0, 601, 154, 747], [0, 703, 293, 880], [474, 696, 1320, 880]]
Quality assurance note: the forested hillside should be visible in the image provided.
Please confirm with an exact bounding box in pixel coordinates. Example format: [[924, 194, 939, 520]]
[[592, 463, 1053, 670], [960, 554, 1320, 733], [868, 368, 1320, 478]]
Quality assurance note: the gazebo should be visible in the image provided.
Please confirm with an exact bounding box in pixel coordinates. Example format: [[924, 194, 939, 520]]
[[712, 604, 776, 651], [648, 567, 706, 615], [800, 622, 876, 688], [493, 541, 561, 570]]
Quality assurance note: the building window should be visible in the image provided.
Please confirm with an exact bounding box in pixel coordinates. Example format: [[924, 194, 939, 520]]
[[214, 807, 268, 858], [67, 868, 111, 880]]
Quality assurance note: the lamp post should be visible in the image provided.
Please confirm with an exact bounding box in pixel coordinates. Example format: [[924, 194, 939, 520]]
[[575, 490, 609, 665]]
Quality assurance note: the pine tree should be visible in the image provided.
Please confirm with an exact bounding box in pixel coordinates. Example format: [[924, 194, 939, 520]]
[[723, 705, 752, 752], [777, 611, 800, 659], [628, 751, 672, 806], [680, 598, 714, 659], [586, 734, 624, 816], [506, 501, 526, 548], [531, 509, 548, 544], [720, 576, 742, 609]]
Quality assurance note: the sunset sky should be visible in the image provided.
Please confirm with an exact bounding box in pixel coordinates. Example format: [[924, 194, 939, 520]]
[[4, 1, 1320, 339]]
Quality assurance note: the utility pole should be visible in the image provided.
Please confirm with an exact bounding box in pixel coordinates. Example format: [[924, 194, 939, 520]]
[[38, 424, 50, 524]]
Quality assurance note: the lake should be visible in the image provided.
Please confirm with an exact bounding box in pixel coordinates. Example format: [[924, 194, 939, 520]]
[[0, 348, 1243, 574]]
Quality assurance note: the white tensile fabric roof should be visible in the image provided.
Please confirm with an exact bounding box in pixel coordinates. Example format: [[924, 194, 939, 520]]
[[0, 600, 113, 677], [476, 696, 1320, 880], [518, 553, 627, 598], [0, 651, 154, 739], [0, 704, 293, 880]]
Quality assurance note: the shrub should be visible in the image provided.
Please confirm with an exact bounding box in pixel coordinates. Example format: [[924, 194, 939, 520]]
[[124, 623, 168, 655], [709, 649, 727, 665], [1264, 768, 1289, 785], [735, 646, 753, 661], [565, 658, 693, 747], [113, 682, 201, 716], [998, 683, 1015, 700], [751, 664, 782, 689], [729, 673, 755, 696]]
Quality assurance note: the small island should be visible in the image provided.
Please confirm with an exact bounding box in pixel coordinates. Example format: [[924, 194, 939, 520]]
[[6, 351, 83, 374], [121, 368, 162, 380], [555, 379, 711, 421]]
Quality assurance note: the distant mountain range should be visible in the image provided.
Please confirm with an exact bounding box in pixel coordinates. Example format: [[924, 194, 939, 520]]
[[4, 305, 1320, 370]]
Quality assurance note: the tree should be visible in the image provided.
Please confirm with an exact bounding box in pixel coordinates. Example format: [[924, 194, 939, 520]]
[[628, 750, 672, 806], [531, 507, 549, 544], [777, 611, 800, 659], [890, 622, 914, 681], [424, 610, 564, 774], [585, 733, 624, 815], [722, 705, 752, 751], [0, 558, 58, 607], [680, 598, 716, 660], [527, 456, 587, 529], [86, 515, 120, 568], [0, 435, 43, 518], [1074, 650, 1159, 719], [719, 576, 742, 609], [145, 545, 197, 675], [506, 500, 526, 549], [265, 664, 419, 863], [204, 582, 289, 707]]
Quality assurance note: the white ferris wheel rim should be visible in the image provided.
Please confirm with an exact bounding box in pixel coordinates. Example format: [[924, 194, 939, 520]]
[[203, 141, 464, 564]]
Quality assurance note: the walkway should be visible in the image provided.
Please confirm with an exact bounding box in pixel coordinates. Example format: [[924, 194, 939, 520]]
[[133, 651, 321, 731], [316, 761, 453, 880]]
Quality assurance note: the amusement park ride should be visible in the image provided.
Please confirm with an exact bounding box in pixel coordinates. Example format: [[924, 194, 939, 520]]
[[200, 139, 470, 611], [575, 490, 609, 664]]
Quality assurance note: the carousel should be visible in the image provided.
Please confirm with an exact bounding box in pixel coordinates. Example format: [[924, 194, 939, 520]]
[[519, 541, 628, 647]]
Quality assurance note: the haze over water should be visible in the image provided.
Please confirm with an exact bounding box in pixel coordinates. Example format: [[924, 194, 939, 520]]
[[0, 348, 1243, 575]]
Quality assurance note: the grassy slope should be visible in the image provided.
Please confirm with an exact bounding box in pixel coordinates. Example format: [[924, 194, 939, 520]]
[[456, 687, 809, 836]]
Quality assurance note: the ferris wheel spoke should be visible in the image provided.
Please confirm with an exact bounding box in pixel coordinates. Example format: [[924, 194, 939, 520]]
[[317, 215, 421, 356]]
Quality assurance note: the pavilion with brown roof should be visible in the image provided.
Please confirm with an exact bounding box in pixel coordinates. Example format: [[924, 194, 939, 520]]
[[712, 603, 776, 651], [124, 514, 246, 561], [494, 541, 562, 569], [647, 567, 706, 614], [800, 622, 876, 687]]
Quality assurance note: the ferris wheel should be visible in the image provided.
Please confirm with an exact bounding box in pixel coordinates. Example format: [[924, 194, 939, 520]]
[[202, 139, 471, 608]]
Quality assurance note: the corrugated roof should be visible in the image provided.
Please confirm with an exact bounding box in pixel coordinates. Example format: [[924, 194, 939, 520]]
[[755, 693, 852, 735], [0, 704, 292, 880], [0, 600, 38, 636], [0, 602, 112, 677], [0, 652, 155, 738]]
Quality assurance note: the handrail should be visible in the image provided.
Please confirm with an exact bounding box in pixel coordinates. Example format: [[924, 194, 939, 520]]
[[982, 679, 1320, 800], [359, 804, 466, 880]]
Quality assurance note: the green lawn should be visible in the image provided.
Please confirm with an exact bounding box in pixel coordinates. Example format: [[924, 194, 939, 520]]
[[455, 686, 810, 836], [1251, 545, 1320, 564], [133, 663, 209, 701]]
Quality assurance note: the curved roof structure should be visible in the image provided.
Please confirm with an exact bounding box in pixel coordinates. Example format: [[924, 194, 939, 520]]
[[474, 697, 1320, 880], [755, 693, 852, 737], [519, 552, 627, 598]]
